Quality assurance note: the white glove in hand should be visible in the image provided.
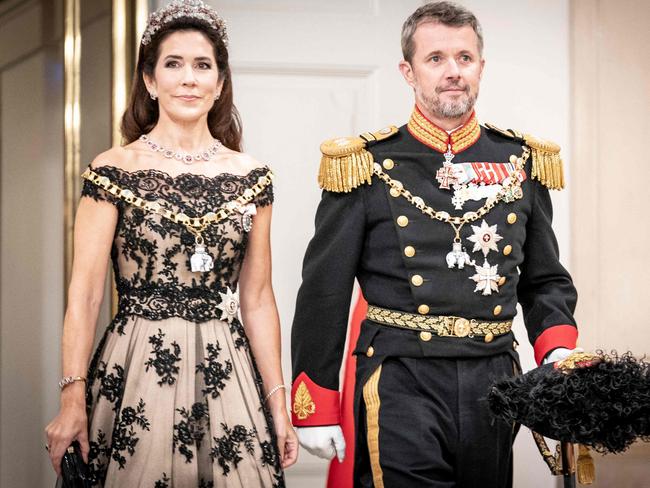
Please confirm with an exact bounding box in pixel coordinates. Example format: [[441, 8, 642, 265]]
[[296, 425, 346, 462], [543, 347, 584, 365]]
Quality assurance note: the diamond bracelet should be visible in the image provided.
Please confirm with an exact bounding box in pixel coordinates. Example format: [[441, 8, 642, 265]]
[[58, 375, 87, 390], [263, 384, 286, 403]]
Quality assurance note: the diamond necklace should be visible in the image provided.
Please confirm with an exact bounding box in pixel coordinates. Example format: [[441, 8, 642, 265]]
[[139, 134, 223, 165]]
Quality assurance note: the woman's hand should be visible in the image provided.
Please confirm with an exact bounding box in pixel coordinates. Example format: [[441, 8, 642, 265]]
[[271, 406, 299, 469], [44, 398, 89, 477]]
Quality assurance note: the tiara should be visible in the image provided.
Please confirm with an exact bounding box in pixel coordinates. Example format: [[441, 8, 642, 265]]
[[141, 0, 228, 46]]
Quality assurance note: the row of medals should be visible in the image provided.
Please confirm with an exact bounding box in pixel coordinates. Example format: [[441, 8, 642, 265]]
[[434, 146, 511, 297]]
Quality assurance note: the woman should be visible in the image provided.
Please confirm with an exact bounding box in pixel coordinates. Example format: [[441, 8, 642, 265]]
[[44, 1, 297, 486]]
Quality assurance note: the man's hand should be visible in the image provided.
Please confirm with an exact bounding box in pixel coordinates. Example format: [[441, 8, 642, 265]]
[[543, 347, 584, 365], [296, 425, 346, 462]]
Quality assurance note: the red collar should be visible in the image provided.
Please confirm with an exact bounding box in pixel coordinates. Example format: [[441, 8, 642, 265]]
[[407, 106, 481, 154]]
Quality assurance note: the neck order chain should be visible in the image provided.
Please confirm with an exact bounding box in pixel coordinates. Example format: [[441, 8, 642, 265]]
[[139, 134, 223, 164], [373, 146, 530, 256], [81, 167, 273, 272]]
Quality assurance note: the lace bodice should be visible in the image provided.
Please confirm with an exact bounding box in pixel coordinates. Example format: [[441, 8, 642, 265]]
[[81, 165, 273, 333]]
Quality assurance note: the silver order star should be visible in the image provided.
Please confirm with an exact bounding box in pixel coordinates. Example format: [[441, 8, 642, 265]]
[[217, 287, 240, 324], [470, 260, 501, 296], [467, 220, 503, 257]]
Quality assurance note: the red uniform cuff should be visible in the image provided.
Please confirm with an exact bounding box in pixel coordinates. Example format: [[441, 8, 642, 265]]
[[291, 372, 341, 426], [533, 324, 578, 366]]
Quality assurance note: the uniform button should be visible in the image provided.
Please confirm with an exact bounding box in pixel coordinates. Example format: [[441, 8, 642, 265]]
[[419, 331, 432, 341], [507, 213, 517, 224], [404, 246, 416, 257], [411, 274, 423, 286], [503, 245, 512, 256], [418, 304, 430, 315], [397, 215, 409, 227], [382, 159, 394, 170], [498, 276, 506, 286], [390, 188, 400, 197], [493, 305, 502, 316], [366, 346, 375, 357], [484, 332, 494, 343], [509, 155, 517, 164]]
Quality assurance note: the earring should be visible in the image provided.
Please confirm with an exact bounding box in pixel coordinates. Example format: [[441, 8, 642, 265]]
[[150, 93, 157, 100], [214, 93, 220, 101]]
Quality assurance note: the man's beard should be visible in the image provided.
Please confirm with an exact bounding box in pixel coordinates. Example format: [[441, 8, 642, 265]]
[[419, 84, 477, 119]]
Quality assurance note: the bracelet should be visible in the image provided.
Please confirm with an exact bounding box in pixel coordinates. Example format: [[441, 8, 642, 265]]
[[263, 384, 286, 403], [58, 376, 87, 390]]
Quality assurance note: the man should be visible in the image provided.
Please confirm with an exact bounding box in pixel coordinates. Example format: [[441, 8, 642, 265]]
[[291, 2, 578, 487]]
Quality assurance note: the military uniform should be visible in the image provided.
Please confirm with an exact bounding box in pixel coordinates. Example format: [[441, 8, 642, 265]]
[[291, 107, 578, 487]]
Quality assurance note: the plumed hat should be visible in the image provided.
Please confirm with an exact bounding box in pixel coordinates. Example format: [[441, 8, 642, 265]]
[[488, 351, 650, 454]]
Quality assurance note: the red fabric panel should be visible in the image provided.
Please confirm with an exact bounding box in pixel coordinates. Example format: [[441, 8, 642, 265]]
[[327, 293, 367, 488], [291, 372, 341, 426], [533, 324, 578, 365]]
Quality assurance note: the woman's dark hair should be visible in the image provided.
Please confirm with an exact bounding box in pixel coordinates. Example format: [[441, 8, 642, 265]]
[[121, 17, 242, 151]]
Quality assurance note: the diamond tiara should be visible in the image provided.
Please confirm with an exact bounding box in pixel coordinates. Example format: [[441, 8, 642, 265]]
[[141, 0, 228, 47]]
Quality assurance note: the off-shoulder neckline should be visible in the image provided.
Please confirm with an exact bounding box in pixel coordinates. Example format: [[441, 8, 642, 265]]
[[88, 164, 270, 181]]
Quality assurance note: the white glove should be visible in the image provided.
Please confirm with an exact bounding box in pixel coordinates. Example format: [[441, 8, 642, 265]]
[[543, 347, 584, 365], [296, 425, 346, 462]]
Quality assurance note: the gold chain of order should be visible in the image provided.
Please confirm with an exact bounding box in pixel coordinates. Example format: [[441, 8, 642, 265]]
[[82, 168, 273, 241], [372, 146, 530, 231]]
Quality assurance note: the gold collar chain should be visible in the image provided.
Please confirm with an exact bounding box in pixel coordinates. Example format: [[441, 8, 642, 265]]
[[372, 146, 529, 237], [81, 167, 273, 239]]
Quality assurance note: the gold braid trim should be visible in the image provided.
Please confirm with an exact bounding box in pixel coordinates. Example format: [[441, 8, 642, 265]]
[[524, 133, 565, 190], [363, 365, 384, 488]]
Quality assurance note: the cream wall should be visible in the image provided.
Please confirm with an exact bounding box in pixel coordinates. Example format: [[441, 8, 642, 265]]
[[2, 0, 647, 487], [571, 0, 650, 485]]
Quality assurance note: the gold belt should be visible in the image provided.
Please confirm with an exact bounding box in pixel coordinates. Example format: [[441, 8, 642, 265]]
[[366, 305, 512, 341]]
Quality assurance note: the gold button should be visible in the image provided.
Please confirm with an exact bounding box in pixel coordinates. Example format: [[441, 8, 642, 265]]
[[484, 332, 494, 343], [418, 304, 430, 315], [404, 246, 416, 257], [397, 215, 409, 227], [509, 155, 517, 164], [366, 346, 375, 357], [503, 245, 512, 256], [493, 305, 502, 316], [411, 274, 423, 286], [453, 318, 471, 337], [419, 331, 432, 341], [382, 159, 394, 170], [507, 213, 517, 224], [390, 188, 400, 198], [498, 276, 506, 286]]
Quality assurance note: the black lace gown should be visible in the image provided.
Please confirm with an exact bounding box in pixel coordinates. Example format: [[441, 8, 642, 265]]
[[80, 165, 284, 487]]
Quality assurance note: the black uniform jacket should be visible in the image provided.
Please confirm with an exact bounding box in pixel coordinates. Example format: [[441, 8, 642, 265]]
[[291, 110, 578, 427]]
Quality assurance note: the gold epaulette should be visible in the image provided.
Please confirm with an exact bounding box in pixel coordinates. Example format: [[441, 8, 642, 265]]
[[523, 133, 564, 190], [318, 126, 398, 192], [485, 123, 564, 190]]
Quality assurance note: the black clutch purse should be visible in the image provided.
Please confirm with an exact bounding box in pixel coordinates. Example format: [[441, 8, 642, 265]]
[[54, 441, 92, 488]]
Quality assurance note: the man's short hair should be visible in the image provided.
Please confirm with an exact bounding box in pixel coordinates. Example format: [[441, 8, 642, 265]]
[[401, 1, 484, 63]]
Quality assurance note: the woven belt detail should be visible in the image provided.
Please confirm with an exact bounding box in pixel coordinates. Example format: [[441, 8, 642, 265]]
[[366, 305, 512, 338]]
